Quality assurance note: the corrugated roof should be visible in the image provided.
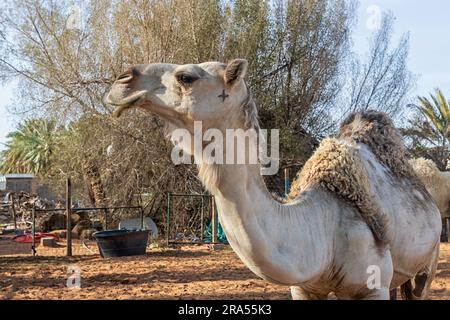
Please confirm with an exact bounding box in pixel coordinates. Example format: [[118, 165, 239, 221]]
[[0, 174, 34, 179]]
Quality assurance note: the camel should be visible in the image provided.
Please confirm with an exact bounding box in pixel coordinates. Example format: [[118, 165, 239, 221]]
[[409, 157, 450, 219], [410, 157, 450, 243], [105, 59, 442, 299]]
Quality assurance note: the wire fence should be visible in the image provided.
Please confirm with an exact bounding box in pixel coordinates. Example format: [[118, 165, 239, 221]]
[[165, 193, 214, 244], [0, 166, 295, 256], [0, 178, 149, 257], [2, 165, 449, 257]]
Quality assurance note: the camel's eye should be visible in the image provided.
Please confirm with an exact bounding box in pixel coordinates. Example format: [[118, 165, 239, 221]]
[[176, 73, 197, 86]]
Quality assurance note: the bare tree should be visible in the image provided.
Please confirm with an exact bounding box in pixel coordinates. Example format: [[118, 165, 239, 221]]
[[256, 0, 355, 160], [0, 0, 414, 233], [341, 12, 415, 121]]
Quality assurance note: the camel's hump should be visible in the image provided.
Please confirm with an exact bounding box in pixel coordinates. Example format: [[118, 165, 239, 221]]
[[289, 111, 431, 243], [288, 138, 388, 243], [337, 110, 410, 178]]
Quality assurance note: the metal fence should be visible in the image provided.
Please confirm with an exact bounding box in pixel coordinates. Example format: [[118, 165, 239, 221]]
[[165, 192, 215, 245], [0, 178, 147, 257], [2, 172, 449, 257], [30, 204, 144, 257]]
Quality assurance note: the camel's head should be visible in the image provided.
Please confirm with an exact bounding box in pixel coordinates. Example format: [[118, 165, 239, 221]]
[[105, 59, 255, 133]]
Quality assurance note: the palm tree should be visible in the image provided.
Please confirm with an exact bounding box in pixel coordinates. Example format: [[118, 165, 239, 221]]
[[402, 89, 450, 169], [0, 119, 57, 175]]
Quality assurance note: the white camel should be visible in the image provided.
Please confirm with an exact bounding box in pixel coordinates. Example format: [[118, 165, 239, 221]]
[[409, 157, 450, 219], [105, 59, 442, 299]]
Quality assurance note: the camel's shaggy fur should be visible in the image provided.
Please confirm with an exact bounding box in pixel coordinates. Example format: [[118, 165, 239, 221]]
[[288, 138, 388, 242], [338, 111, 411, 179], [288, 111, 435, 243], [288, 111, 427, 242], [409, 157, 450, 218], [242, 84, 260, 132]]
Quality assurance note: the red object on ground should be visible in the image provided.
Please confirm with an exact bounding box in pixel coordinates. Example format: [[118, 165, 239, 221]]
[[14, 233, 60, 243]]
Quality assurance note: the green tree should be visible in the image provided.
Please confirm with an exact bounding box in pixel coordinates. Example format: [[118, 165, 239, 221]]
[[0, 0, 416, 227], [0, 119, 57, 175], [403, 89, 450, 169]]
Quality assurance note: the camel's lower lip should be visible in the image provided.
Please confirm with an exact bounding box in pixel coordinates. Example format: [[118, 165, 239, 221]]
[[106, 91, 146, 117]]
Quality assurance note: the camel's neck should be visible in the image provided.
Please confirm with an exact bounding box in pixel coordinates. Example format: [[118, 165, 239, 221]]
[[198, 162, 336, 285]]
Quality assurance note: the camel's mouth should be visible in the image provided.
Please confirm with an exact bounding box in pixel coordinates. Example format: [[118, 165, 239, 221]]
[[105, 91, 146, 117]]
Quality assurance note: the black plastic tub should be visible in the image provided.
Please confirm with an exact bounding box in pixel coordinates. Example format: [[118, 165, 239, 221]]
[[93, 229, 149, 258]]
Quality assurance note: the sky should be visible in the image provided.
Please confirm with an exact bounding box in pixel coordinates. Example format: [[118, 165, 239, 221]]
[[0, 0, 450, 151], [352, 0, 450, 95]]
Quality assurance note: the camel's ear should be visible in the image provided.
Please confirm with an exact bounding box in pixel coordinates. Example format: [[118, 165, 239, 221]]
[[224, 59, 248, 86]]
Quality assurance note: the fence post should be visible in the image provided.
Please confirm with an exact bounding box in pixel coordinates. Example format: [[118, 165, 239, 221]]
[[211, 196, 218, 244], [66, 178, 72, 257], [139, 206, 144, 230], [166, 192, 171, 245], [200, 195, 204, 242], [31, 206, 36, 257], [9, 193, 17, 230], [103, 208, 108, 230], [284, 167, 290, 197]]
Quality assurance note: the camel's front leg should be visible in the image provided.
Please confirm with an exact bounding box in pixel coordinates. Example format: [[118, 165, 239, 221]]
[[290, 286, 329, 300]]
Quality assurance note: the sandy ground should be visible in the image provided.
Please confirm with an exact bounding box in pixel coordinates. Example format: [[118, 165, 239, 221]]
[[0, 241, 449, 300]]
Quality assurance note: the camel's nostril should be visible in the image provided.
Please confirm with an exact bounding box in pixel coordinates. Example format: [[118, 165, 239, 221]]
[[117, 72, 130, 80], [116, 67, 138, 83]]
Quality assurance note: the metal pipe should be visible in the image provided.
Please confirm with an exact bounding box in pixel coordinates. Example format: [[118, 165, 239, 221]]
[[71, 205, 143, 211], [168, 241, 216, 245], [166, 192, 171, 246], [284, 167, 290, 197], [35, 206, 143, 212], [104, 208, 108, 230], [170, 193, 213, 197], [31, 206, 36, 257], [66, 178, 72, 257], [34, 208, 66, 212], [9, 193, 17, 230], [139, 206, 144, 230], [211, 196, 217, 244], [200, 195, 204, 242]]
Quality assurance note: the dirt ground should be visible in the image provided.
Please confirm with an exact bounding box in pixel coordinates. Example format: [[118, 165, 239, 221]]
[[0, 241, 449, 300]]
